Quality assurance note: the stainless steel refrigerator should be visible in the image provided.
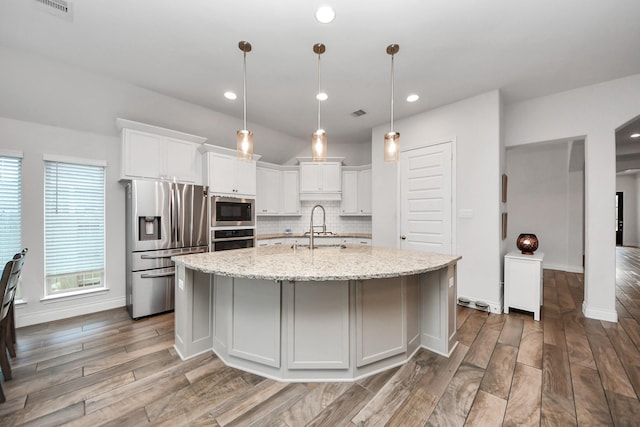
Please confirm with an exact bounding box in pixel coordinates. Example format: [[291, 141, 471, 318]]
[[125, 180, 208, 319]]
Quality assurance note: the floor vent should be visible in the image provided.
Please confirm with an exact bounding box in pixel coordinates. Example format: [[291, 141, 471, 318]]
[[34, 0, 74, 21], [351, 109, 367, 117]]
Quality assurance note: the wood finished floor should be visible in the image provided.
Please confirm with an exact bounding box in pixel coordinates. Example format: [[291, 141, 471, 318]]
[[2, 247, 640, 426]]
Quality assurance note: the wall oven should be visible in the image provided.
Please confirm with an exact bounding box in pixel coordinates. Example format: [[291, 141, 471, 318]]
[[211, 196, 255, 227], [211, 228, 255, 251]]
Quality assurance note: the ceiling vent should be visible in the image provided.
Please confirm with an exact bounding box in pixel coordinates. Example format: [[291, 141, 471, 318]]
[[351, 109, 367, 117], [33, 0, 74, 22]]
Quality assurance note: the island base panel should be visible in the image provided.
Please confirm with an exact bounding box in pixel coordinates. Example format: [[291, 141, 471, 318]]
[[174, 265, 213, 360], [176, 264, 458, 381]]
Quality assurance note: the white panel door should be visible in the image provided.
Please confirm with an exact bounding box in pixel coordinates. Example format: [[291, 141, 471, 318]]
[[400, 142, 453, 254]]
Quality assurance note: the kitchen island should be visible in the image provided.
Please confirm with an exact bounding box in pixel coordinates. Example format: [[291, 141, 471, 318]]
[[172, 245, 461, 382]]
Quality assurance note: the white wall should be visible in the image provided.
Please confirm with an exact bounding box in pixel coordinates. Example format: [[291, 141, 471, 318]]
[[506, 142, 584, 273], [616, 174, 639, 246], [0, 117, 125, 327], [504, 73, 640, 322], [372, 90, 502, 312], [0, 45, 307, 165]]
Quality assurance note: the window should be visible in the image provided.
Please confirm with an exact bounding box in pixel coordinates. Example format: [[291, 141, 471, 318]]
[[0, 153, 23, 299], [44, 157, 106, 295]]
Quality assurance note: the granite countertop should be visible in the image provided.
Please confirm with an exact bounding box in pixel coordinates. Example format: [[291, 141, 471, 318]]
[[257, 233, 372, 240], [172, 245, 461, 281]]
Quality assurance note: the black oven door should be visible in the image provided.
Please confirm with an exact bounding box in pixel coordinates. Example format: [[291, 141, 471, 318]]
[[212, 238, 254, 251]]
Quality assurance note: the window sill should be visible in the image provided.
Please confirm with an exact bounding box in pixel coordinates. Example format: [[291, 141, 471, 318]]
[[40, 287, 109, 304]]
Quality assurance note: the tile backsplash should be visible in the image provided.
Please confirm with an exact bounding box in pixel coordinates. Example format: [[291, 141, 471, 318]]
[[256, 201, 372, 235]]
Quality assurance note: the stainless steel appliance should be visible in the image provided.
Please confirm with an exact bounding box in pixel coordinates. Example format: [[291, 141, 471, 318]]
[[211, 196, 254, 227], [211, 228, 255, 251], [125, 180, 208, 319]]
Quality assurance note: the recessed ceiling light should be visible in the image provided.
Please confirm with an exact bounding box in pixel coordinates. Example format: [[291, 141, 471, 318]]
[[224, 91, 237, 100], [406, 94, 419, 102], [316, 92, 328, 101], [315, 6, 335, 24], [631, 133, 640, 138]]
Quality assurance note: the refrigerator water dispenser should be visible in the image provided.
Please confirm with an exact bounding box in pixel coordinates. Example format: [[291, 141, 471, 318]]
[[139, 216, 161, 241]]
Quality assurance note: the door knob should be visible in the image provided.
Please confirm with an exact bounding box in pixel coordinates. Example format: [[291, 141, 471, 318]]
[[401, 235, 406, 240]]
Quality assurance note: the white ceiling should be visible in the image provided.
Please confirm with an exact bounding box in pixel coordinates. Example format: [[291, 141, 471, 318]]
[[1, 0, 640, 147]]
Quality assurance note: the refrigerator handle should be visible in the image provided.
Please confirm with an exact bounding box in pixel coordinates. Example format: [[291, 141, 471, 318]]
[[175, 185, 181, 242], [170, 185, 176, 243]]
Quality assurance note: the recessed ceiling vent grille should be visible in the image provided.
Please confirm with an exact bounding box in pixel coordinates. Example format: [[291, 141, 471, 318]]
[[351, 109, 367, 117], [33, 0, 74, 22]]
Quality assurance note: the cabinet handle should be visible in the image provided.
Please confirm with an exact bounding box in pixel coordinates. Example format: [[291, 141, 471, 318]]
[[401, 235, 406, 240]]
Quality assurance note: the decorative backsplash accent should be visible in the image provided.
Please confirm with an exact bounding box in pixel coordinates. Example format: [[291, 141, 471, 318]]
[[256, 201, 372, 235]]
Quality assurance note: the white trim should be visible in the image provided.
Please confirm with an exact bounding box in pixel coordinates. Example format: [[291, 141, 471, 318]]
[[43, 153, 107, 167], [543, 262, 584, 273], [0, 149, 23, 158], [15, 295, 126, 328], [40, 286, 109, 303], [582, 301, 618, 322], [116, 118, 207, 144]]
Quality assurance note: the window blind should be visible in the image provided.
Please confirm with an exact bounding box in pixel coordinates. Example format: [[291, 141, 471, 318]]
[[0, 155, 22, 264], [44, 160, 105, 290]]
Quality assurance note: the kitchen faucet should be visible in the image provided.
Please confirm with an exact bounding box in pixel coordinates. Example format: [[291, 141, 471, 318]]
[[308, 204, 326, 249]]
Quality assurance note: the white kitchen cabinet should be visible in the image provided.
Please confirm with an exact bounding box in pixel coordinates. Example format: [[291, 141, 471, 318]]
[[340, 166, 372, 216], [206, 152, 256, 197], [119, 123, 204, 183], [257, 238, 285, 247], [358, 168, 372, 214], [341, 171, 359, 214], [299, 162, 342, 200], [256, 166, 282, 214], [282, 170, 301, 215], [504, 251, 544, 321], [256, 164, 300, 216]]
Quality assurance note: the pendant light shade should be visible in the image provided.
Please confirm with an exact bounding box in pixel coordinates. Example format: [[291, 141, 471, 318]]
[[384, 44, 400, 163], [312, 43, 327, 162], [237, 41, 253, 160]]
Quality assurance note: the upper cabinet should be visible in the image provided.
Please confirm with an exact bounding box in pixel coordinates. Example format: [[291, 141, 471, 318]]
[[341, 166, 372, 216], [256, 166, 281, 214], [256, 163, 300, 216], [205, 152, 256, 197], [117, 118, 206, 184], [299, 162, 342, 201]]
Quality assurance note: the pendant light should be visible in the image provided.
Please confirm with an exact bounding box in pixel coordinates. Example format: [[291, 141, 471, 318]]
[[237, 41, 253, 160], [312, 43, 327, 162], [384, 44, 400, 162]]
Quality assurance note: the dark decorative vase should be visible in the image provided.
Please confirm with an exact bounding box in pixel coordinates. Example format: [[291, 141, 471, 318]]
[[516, 233, 539, 255]]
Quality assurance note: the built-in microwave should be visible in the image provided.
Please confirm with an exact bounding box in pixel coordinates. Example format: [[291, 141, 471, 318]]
[[211, 196, 255, 227]]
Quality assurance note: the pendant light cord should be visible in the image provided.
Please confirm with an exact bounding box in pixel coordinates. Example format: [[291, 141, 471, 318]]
[[317, 52, 322, 130], [390, 53, 395, 133], [243, 50, 247, 131]]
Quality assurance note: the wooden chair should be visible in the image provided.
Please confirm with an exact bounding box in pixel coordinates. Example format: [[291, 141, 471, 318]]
[[0, 250, 27, 382]]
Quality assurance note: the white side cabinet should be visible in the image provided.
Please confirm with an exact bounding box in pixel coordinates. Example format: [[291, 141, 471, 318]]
[[256, 166, 282, 214], [281, 170, 301, 215], [504, 251, 544, 321], [205, 152, 256, 197], [117, 119, 206, 183], [341, 166, 372, 216]]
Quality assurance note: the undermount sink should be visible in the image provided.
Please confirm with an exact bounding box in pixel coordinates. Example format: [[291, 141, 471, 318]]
[[302, 231, 337, 236]]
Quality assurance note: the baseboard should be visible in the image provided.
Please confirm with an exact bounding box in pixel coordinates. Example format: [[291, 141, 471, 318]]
[[582, 301, 618, 322], [15, 296, 126, 327], [543, 262, 584, 273]]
